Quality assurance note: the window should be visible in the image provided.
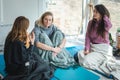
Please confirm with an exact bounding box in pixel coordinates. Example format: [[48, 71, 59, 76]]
[[46, 0, 82, 35]]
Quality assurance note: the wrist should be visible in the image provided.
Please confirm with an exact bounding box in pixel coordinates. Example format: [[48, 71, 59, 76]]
[[30, 42, 34, 45], [59, 46, 62, 49], [85, 50, 89, 52], [51, 47, 54, 51]]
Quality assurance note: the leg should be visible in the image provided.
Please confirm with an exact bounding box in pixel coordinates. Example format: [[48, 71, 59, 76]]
[[50, 31, 64, 47], [33, 32, 53, 61], [74, 53, 79, 63]]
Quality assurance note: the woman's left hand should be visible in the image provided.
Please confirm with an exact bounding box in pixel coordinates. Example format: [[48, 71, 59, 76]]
[[53, 47, 61, 54]]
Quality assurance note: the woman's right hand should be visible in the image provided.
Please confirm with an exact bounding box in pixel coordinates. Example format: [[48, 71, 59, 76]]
[[84, 50, 89, 55], [29, 32, 35, 45]]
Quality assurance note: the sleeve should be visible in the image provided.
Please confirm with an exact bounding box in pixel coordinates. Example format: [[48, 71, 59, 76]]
[[85, 21, 91, 51], [103, 15, 112, 31], [33, 24, 41, 43], [13, 41, 34, 67], [4, 40, 34, 74]]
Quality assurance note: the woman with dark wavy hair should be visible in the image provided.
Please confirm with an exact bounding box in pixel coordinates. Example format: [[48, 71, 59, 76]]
[[77, 4, 112, 69], [84, 4, 112, 54]]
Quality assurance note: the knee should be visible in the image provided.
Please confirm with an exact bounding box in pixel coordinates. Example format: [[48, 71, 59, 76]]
[[54, 31, 63, 37]]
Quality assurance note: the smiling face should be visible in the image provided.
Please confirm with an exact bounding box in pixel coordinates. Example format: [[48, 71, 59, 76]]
[[93, 8, 102, 21], [43, 15, 53, 28]]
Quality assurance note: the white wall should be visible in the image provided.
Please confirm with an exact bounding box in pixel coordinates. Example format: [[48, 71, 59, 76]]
[[0, 0, 47, 46]]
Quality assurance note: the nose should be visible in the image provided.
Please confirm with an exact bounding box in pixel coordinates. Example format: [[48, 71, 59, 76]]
[[46, 20, 49, 23]]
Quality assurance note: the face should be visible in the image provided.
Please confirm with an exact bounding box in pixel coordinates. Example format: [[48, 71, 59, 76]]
[[93, 8, 102, 21], [43, 15, 53, 27]]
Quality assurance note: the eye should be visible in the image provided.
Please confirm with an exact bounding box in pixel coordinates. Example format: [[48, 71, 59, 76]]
[[49, 19, 52, 21], [44, 18, 47, 21]]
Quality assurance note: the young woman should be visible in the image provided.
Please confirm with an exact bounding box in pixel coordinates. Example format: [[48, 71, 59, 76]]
[[33, 11, 76, 68], [77, 4, 112, 68], [4, 16, 53, 80]]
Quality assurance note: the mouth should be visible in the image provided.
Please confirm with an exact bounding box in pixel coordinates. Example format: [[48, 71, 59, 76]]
[[93, 15, 96, 17]]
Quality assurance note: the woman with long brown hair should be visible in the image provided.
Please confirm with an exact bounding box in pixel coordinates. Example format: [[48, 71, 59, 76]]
[[84, 4, 112, 55], [4, 16, 53, 80], [77, 4, 112, 69]]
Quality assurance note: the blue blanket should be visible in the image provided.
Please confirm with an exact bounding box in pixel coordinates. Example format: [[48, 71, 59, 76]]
[[51, 66, 99, 80], [0, 54, 6, 76]]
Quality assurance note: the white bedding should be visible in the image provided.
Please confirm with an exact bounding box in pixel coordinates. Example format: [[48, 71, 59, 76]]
[[78, 44, 120, 80]]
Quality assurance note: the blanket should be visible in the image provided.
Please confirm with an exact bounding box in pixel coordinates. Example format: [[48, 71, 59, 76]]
[[78, 44, 120, 80], [33, 28, 76, 68]]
